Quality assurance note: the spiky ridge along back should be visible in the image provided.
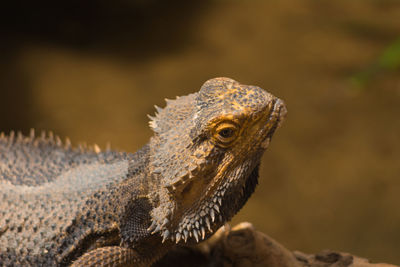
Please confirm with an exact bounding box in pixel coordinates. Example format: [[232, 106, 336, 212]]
[[0, 130, 140, 265], [0, 130, 126, 186]]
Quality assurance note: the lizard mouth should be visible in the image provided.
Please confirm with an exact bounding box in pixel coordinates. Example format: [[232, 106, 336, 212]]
[[261, 98, 286, 149]]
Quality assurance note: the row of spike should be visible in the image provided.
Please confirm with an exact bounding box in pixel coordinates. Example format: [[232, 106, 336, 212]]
[[0, 129, 107, 153], [152, 156, 206, 193], [147, 199, 224, 244], [147, 163, 231, 244], [147, 97, 181, 132], [172, 189, 226, 244]]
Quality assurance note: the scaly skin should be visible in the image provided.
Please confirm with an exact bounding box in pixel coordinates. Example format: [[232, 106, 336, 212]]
[[0, 77, 286, 266]]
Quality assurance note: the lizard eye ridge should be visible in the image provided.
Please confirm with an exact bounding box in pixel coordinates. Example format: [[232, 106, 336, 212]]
[[214, 122, 239, 146]]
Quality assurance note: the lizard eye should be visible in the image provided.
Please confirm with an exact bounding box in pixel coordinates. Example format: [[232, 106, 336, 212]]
[[214, 122, 239, 146], [218, 128, 234, 138]]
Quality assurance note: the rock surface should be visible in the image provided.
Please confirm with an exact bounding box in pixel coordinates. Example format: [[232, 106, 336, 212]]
[[155, 222, 398, 267]]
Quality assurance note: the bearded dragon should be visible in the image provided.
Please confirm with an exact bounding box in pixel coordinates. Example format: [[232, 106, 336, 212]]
[[0, 77, 286, 266]]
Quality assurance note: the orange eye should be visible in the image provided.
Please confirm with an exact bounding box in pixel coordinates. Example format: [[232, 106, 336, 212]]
[[214, 123, 239, 146]]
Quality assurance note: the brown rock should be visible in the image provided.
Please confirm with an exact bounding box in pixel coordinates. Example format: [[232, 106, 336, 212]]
[[206, 222, 301, 267], [155, 222, 398, 267]]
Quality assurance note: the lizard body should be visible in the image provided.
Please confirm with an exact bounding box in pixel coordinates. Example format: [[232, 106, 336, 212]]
[[0, 77, 286, 266]]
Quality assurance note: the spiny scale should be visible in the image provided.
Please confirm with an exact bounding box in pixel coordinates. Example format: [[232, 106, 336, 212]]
[[161, 230, 170, 243], [175, 233, 181, 244], [193, 230, 199, 242]]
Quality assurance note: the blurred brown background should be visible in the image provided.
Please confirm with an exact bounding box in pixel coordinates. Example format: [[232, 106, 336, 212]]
[[1, 0, 399, 264]]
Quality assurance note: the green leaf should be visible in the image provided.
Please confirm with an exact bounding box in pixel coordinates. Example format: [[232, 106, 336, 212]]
[[378, 38, 400, 70]]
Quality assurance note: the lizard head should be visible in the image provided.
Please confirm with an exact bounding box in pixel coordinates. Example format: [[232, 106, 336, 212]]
[[147, 77, 286, 244]]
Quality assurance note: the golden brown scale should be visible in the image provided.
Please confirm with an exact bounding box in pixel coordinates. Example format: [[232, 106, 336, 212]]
[[0, 78, 286, 266]]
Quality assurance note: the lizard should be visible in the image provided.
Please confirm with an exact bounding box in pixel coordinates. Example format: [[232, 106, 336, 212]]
[[0, 77, 287, 266]]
